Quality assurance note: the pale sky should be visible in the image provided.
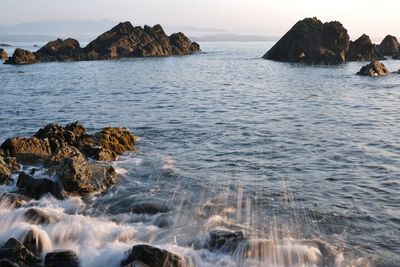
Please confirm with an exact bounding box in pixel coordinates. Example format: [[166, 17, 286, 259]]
[[1, 0, 400, 39]]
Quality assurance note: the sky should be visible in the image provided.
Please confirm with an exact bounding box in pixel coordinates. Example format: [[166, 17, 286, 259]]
[[1, 0, 400, 39]]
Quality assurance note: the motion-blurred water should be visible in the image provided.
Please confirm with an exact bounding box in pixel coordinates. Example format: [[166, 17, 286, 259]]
[[0, 42, 399, 266]]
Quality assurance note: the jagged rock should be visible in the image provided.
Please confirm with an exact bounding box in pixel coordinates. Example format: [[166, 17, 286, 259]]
[[4, 48, 38, 65], [44, 250, 79, 267], [0, 49, 8, 60], [356, 61, 389, 76], [45, 146, 83, 166], [94, 127, 136, 155], [82, 147, 117, 162], [348, 34, 383, 61], [0, 238, 38, 266], [0, 137, 51, 164], [263, 17, 349, 64], [35, 38, 84, 62], [17, 172, 65, 200], [4, 22, 200, 65], [130, 202, 169, 215], [121, 244, 183, 267], [209, 230, 246, 253], [3, 157, 20, 174], [23, 208, 54, 225], [378, 35, 400, 57], [34, 122, 86, 152], [88, 162, 117, 192], [0, 157, 12, 185], [0, 258, 20, 267]]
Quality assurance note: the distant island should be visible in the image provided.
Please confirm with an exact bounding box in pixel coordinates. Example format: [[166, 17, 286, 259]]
[[4, 21, 200, 65]]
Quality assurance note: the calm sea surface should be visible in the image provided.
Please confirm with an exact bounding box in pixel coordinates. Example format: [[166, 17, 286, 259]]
[[0, 42, 399, 267]]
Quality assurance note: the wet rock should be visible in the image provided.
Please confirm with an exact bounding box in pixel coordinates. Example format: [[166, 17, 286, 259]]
[[153, 214, 174, 228], [263, 17, 349, 64], [4, 48, 38, 65], [121, 244, 183, 267], [44, 250, 79, 267], [130, 202, 169, 215], [0, 137, 51, 164], [17, 172, 65, 200], [45, 146, 83, 166], [0, 49, 8, 60], [21, 230, 44, 255], [35, 38, 84, 62], [169, 32, 200, 55], [0, 193, 29, 209], [34, 122, 86, 153], [209, 230, 246, 253], [356, 61, 389, 77], [0, 157, 12, 185], [0, 238, 38, 266], [3, 157, 20, 174], [88, 162, 117, 192], [348, 34, 383, 61], [94, 127, 136, 155], [87, 147, 117, 162], [378, 35, 400, 57], [23, 208, 54, 225], [0, 258, 20, 267]]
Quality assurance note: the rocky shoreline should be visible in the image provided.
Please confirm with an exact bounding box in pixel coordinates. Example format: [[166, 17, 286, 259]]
[[4, 21, 200, 65]]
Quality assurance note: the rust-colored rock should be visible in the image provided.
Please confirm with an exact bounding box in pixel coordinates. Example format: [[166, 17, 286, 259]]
[[0, 137, 51, 164], [4, 48, 38, 65]]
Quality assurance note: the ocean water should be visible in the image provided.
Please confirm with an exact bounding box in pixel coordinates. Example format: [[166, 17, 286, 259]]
[[0, 42, 400, 267]]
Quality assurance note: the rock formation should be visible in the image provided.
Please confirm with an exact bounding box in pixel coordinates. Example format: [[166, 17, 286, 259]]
[[5, 22, 200, 65], [121, 244, 184, 267], [347, 34, 383, 61], [263, 17, 350, 64], [356, 61, 389, 76], [378, 35, 400, 57]]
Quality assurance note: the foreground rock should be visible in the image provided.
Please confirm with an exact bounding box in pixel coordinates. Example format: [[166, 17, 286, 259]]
[[4, 48, 38, 65], [0, 238, 38, 266], [209, 230, 246, 253], [17, 172, 65, 200], [44, 250, 80, 267], [5, 22, 200, 65], [378, 35, 400, 57], [0, 49, 8, 60], [121, 244, 183, 267], [348, 34, 383, 61], [356, 61, 389, 76], [1, 137, 51, 164], [263, 17, 349, 64]]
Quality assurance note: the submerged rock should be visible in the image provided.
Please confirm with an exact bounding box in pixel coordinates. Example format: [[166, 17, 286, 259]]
[[21, 229, 45, 255], [121, 244, 184, 267], [378, 35, 400, 57], [0, 238, 38, 266], [23, 208, 54, 225], [0, 137, 51, 164], [17, 172, 65, 200], [356, 61, 389, 76], [263, 17, 349, 64], [209, 230, 246, 253], [44, 250, 80, 267], [0, 193, 28, 209], [0, 49, 8, 60], [5, 22, 200, 65], [130, 202, 170, 215], [4, 48, 38, 65], [348, 34, 383, 61]]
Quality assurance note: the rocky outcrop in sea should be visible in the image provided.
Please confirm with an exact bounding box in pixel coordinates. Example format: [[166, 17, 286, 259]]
[[4, 22, 200, 65]]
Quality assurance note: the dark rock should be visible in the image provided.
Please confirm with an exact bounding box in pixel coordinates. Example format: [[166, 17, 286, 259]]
[[263, 17, 349, 64], [0, 43, 11, 47], [23, 208, 54, 225], [4, 48, 38, 65], [17, 172, 65, 200], [378, 35, 400, 57], [394, 69, 400, 74], [35, 38, 84, 62], [348, 34, 383, 61], [44, 250, 79, 267], [21, 229, 44, 255], [0, 193, 28, 209], [209, 230, 246, 253], [130, 202, 169, 215], [121, 244, 183, 267], [0, 238, 38, 266], [94, 127, 136, 155], [34, 122, 86, 153], [45, 146, 82, 166], [0, 157, 12, 185], [0, 49, 8, 60], [1, 137, 51, 164], [169, 32, 200, 55], [356, 61, 389, 76], [0, 258, 20, 267]]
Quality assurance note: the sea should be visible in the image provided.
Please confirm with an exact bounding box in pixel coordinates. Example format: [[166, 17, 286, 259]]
[[0, 42, 399, 267]]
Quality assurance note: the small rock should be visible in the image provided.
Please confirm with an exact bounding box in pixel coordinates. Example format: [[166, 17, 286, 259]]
[[0, 238, 38, 266], [209, 230, 246, 253], [23, 208, 54, 225], [94, 127, 136, 155], [0, 49, 8, 60], [44, 250, 79, 267], [378, 35, 400, 57], [356, 61, 389, 76], [348, 34, 383, 61], [0, 137, 51, 164], [4, 48, 38, 65], [0, 193, 28, 209], [130, 202, 169, 215], [45, 146, 82, 166], [121, 244, 183, 267], [17, 172, 65, 200], [0, 157, 12, 185], [21, 229, 44, 255], [0, 258, 20, 267]]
